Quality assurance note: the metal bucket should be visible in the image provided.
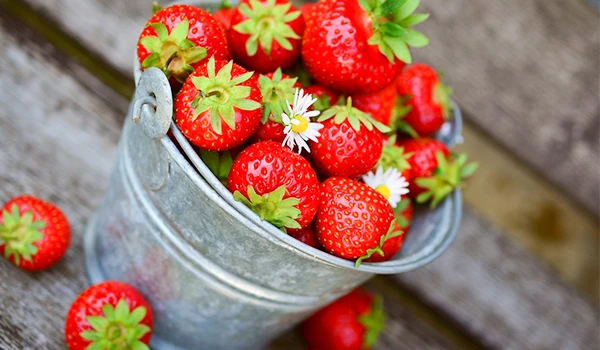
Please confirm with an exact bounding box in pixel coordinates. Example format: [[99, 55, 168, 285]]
[[84, 9, 463, 350]]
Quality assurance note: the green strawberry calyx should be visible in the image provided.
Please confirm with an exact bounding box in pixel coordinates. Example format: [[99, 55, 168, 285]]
[[358, 295, 386, 349], [199, 150, 234, 185], [378, 135, 412, 171], [415, 151, 479, 208], [140, 19, 208, 83], [318, 97, 391, 133], [232, 0, 302, 56], [258, 68, 298, 123], [355, 220, 403, 267], [434, 80, 453, 120], [0, 204, 45, 266], [359, 0, 430, 64], [393, 198, 412, 229], [80, 299, 151, 350], [390, 94, 420, 138], [233, 185, 301, 231], [190, 57, 262, 135]]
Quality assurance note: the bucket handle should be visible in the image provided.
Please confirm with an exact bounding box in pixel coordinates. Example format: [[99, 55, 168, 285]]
[[132, 68, 173, 139]]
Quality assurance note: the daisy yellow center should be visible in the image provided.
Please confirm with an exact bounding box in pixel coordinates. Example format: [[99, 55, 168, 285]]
[[376, 185, 391, 199], [291, 115, 309, 133]]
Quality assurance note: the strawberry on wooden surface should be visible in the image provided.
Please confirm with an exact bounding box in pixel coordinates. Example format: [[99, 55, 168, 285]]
[[303, 289, 385, 350], [228, 141, 320, 230], [65, 281, 153, 350], [302, 0, 429, 94], [0, 195, 70, 271], [175, 57, 262, 151], [251, 68, 301, 144], [231, 0, 305, 72], [311, 98, 389, 179], [316, 177, 394, 261], [395, 63, 453, 136], [137, 4, 231, 84], [401, 138, 478, 207]]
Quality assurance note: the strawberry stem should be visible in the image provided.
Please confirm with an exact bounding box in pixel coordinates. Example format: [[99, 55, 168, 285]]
[[233, 185, 301, 231]]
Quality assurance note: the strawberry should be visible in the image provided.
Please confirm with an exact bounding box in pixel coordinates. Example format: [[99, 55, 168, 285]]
[[214, 7, 235, 47], [365, 198, 412, 262], [175, 57, 263, 151], [0, 195, 70, 271], [305, 85, 339, 111], [289, 224, 320, 249], [401, 138, 478, 207], [395, 63, 453, 136], [137, 4, 231, 84], [302, 0, 429, 94], [302, 289, 385, 350], [230, 0, 305, 73], [316, 177, 394, 262], [228, 141, 320, 230], [311, 99, 389, 179], [65, 281, 153, 350], [352, 83, 398, 127], [301, 3, 316, 22], [251, 68, 301, 143]]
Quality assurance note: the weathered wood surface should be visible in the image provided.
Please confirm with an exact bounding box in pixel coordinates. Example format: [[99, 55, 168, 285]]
[[0, 15, 456, 350], [394, 207, 600, 350], [18, 0, 600, 214]]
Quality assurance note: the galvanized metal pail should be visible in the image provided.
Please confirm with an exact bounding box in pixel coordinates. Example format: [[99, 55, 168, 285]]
[[84, 8, 463, 350]]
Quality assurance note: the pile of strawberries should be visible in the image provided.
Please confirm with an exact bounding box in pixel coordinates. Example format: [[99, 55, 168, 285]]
[[136, 0, 477, 267]]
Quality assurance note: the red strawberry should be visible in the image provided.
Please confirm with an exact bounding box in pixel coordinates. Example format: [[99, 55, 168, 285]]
[[365, 198, 412, 262], [395, 63, 452, 136], [305, 85, 339, 111], [401, 138, 478, 207], [302, 289, 385, 350], [289, 224, 320, 249], [310, 99, 389, 179], [301, 0, 429, 94], [301, 3, 316, 22], [65, 281, 153, 350], [0, 195, 70, 271], [352, 83, 398, 127], [175, 57, 263, 151], [137, 4, 231, 84], [230, 0, 305, 73], [316, 177, 394, 262], [251, 68, 301, 143], [228, 141, 320, 230], [214, 8, 235, 47]]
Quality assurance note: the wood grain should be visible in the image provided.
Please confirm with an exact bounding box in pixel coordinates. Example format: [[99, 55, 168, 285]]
[[0, 14, 455, 350], [394, 206, 600, 350], [16, 0, 600, 214]]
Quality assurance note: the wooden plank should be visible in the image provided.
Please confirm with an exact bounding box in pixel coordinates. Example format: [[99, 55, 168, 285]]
[[13, 0, 600, 214], [0, 13, 457, 350], [394, 206, 600, 350], [414, 0, 600, 214]]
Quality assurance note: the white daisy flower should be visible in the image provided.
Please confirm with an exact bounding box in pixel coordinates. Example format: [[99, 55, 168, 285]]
[[362, 166, 410, 208], [281, 88, 323, 154]]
